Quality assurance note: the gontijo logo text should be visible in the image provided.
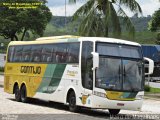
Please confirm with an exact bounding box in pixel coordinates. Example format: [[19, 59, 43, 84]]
[[20, 66, 41, 74]]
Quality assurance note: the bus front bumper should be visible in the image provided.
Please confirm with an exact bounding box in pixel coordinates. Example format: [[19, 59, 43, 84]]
[[86, 95, 143, 111]]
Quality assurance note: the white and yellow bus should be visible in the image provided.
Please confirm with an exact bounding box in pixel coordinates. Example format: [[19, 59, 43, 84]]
[[4, 35, 154, 115]]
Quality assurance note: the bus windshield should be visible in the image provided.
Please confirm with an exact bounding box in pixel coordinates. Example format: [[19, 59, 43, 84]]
[[96, 43, 144, 92], [97, 43, 142, 59]]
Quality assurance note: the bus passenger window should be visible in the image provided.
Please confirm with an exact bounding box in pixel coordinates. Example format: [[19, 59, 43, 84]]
[[47, 57, 51, 62], [24, 55, 29, 62], [41, 44, 53, 63], [68, 43, 80, 63], [13, 46, 23, 62], [30, 45, 42, 62], [56, 54, 60, 63], [34, 56, 40, 62], [8, 46, 15, 62], [22, 45, 31, 62]]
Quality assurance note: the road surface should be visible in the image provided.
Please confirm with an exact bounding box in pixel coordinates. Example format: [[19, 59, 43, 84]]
[[0, 75, 4, 86], [0, 87, 160, 120], [0, 53, 5, 67]]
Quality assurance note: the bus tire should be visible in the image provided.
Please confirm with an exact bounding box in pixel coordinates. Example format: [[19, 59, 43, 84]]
[[20, 85, 28, 103], [108, 109, 120, 115], [14, 84, 21, 102], [68, 91, 79, 112]]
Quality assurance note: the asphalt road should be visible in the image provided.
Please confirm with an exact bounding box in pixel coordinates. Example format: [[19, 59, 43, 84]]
[[0, 87, 160, 120], [0, 53, 5, 67]]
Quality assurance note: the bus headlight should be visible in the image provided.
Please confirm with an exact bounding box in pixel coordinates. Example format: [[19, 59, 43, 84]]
[[136, 95, 144, 100], [93, 91, 106, 98]]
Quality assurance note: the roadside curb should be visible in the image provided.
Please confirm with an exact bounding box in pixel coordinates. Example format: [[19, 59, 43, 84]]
[[144, 96, 160, 101]]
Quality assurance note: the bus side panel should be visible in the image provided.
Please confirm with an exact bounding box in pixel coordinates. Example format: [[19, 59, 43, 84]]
[[4, 63, 17, 94], [4, 75, 13, 94], [34, 64, 67, 101], [62, 64, 82, 104], [4, 63, 47, 97], [33, 64, 82, 104]]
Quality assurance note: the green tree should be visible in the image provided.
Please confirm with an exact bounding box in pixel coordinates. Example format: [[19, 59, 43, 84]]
[[148, 8, 160, 44], [70, 0, 142, 39], [148, 9, 160, 32], [0, 0, 52, 41]]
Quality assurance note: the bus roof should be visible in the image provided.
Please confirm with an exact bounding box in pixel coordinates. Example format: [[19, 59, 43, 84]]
[[36, 35, 80, 41], [80, 37, 140, 46], [8, 35, 140, 46]]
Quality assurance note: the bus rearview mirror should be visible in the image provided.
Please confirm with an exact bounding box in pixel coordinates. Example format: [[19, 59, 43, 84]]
[[144, 57, 154, 75], [91, 52, 99, 70]]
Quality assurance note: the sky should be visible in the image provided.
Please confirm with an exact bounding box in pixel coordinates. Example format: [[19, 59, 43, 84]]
[[47, 0, 160, 17]]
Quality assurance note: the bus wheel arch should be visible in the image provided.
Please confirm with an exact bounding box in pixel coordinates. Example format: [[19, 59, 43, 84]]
[[66, 88, 74, 103], [20, 83, 28, 103], [66, 88, 79, 112], [13, 82, 21, 102]]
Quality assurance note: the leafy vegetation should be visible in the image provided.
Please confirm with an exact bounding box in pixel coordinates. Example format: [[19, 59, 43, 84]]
[[148, 8, 160, 44], [0, 67, 4, 72], [0, 0, 52, 41], [148, 9, 160, 32], [44, 16, 156, 44], [145, 85, 160, 93], [144, 85, 150, 92], [0, 15, 156, 47], [69, 0, 142, 39]]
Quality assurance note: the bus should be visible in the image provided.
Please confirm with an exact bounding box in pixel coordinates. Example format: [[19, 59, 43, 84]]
[[4, 35, 154, 115], [142, 45, 160, 82]]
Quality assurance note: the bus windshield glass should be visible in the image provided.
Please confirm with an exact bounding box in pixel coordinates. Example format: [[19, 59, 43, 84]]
[[96, 43, 144, 92], [97, 43, 142, 59]]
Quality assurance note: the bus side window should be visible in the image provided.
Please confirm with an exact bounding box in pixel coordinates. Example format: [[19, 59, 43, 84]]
[[30, 45, 42, 62], [81, 41, 93, 90], [13, 46, 23, 62], [8, 46, 15, 62], [52, 45, 57, 63], [55, 44, 67, 63], [41, 48, 46, 62], [68, 43, 80, 63], [22, 45, 31, 62], [43, 44, 54, 63]]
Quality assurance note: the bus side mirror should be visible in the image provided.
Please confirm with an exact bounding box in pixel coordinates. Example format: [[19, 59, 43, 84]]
[[91, 52, 99, 70], [144, 57, 154, 75]]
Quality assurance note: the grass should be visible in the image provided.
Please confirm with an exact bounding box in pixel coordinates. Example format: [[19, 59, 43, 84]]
[[0, 67, 4, 72], [150, 87, 160, 93], [145, 85, 160, 94]]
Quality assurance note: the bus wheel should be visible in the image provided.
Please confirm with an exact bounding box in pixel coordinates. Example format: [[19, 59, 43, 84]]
[[20, 85, 28, 103], [68, 91, 79, 112], [108, 109, 120, 115], [14, 85, 21, 102]]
